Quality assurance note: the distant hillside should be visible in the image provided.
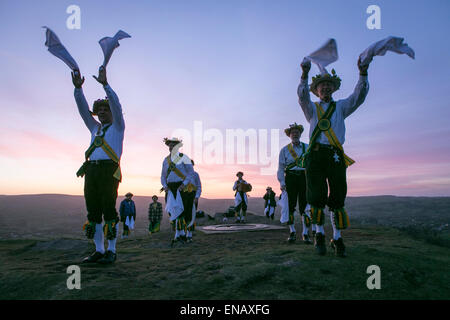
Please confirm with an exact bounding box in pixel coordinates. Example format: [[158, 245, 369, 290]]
[[0, 194, 449, 239]]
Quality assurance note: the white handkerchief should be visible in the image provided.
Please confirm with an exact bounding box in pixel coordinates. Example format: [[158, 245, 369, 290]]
[[99, 30, 131, 67], [187, 205, 196, 228], [43, 26, 79, 71], [303, 38, 338, 75], [234, 192, 248, 206], [278, 191, 289, 224], [165, 190, 184, 221], [359, 36, 415, 67]]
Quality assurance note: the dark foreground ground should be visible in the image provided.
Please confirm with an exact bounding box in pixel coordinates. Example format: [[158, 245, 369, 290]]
[[0, 194, 449, 300], [0, 223, 449, 300]]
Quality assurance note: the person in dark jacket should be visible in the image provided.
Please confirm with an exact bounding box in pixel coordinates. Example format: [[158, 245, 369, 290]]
[[263, 187, 277, 220], [119, 192, 136, 239]]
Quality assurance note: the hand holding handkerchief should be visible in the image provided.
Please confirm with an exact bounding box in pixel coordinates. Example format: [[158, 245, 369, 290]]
[[359, 36, 415, 67]]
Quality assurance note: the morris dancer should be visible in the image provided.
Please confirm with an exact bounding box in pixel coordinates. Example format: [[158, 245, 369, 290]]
[[298, 58, 370, 256], [233, 172, 251, 223], [277, 123, 312, 244], [263, 187, 277, 220], [160, 138, 195, 245], [73, 66, 125, 264]]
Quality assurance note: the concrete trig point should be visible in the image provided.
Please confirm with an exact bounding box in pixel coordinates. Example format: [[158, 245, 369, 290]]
[[198, 223, 284, 234]]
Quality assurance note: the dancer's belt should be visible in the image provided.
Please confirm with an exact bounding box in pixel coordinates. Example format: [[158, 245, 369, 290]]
[[286, 169, 304, 175], [87, 159, 116, 165], [76, 125, 122, 181], [313, 143, 340, 152]]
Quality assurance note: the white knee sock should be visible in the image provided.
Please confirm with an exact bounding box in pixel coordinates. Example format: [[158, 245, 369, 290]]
[[312, 224, 317, 232], [330, 212, 341, 240], [302, 216, 309, 235], [179, 229, 186, 236], [316, 224, 324, 234], [333, 229, 341, 240], [289, 224, 296, 233], [107, 223, 119, 253], [94, 223, 105, 254], [174, 229, 180, 239], [187, 230, 192, 238]]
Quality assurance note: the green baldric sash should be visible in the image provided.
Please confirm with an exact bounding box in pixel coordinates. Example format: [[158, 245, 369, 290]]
[[163, 154, 197, 193], [76, 124, 122, 181], [285, 142, 306, 170], [302, 101, 354, 167]]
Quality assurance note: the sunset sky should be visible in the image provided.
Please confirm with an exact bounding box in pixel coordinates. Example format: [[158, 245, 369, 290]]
[[1, 0, 450, 198]]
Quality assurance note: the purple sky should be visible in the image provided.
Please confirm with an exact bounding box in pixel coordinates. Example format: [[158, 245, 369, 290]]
[[0, 0, 449, 198]]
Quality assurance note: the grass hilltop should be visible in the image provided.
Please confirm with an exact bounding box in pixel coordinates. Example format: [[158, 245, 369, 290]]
[[0, 194, 449, 300]]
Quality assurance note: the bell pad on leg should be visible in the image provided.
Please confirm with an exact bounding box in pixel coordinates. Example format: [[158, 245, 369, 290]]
[[103, 220, 118, 240], [83, 221, 96, 239], [311, 206, 325, 226]]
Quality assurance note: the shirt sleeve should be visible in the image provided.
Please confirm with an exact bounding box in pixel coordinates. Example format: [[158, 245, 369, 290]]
[[341, 75, 369, 119], [161, 158, 168, 189], [277, 148, 286, 187], [74, 87, 99, 131], [182, 156, 195, 186], [195, 173, 202, 198], [297, 77, 315, 123], [103, 84, 125, 130]]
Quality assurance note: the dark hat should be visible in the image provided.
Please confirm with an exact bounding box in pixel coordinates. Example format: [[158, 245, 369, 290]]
[[284, 123, 304, 136], [125, 192, 133, 197], [310, 69, 341, 97], [236, 171, 244, 177], [163, 137, 183, 146], [152, 195, 158, 200]]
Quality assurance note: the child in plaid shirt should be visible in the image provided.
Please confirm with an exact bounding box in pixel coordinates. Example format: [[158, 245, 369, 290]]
[[148, 195, 163, 234]]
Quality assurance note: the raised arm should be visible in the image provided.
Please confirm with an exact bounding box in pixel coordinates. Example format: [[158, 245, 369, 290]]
[[341, 58, 370, 118], [72, 70, 99, 131], [297, 60, 314, 122], [93, 66, 125, 130]]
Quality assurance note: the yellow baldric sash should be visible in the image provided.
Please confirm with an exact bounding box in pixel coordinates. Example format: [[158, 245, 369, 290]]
[[286, 143, 306, 171], [76, 124, 122, 181], [314, 102, 355, 167], [165, 154, 197, 193]]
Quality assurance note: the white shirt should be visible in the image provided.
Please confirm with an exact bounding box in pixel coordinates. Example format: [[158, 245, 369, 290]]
[[297, 75, 369, 146], [193, 171, 202, 199], [160, 153, 195, 188], [74, 84, 125, 161], [277, 142, 308, 187]]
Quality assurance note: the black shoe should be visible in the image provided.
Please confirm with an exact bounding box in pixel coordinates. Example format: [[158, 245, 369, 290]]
[[82, 251, 104, 263], [180, 235, 187, 243], [98, 250, 117, 264], [314, 233, 327, 255], [330, 238, 347, 257], [186, 237, 193, 243], [302, 234, 312, 244], [287, 232, 296, 243]]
